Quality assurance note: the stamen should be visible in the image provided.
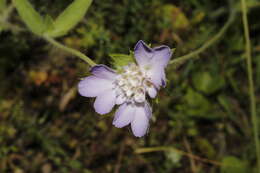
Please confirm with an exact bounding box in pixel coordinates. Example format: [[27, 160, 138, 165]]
[[114, 63, 151, 104]]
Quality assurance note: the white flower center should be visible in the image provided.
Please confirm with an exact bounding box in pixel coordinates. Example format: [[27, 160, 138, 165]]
[[114, 63, 153, 103]]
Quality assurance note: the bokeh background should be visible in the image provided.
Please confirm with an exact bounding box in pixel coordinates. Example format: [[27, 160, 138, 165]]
[[1, 0, 260, 172]]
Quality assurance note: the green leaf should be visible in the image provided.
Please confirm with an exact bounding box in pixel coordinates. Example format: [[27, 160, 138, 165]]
[[43, 15, 55, 32], [156, 4, 190, 30], [165, 150, 182, 164], [192, 71, 225, 94], [45, 0, 93, 37], [178, 88, 222, 119], [196, 138, 216, 158], [12, 0, 45, 35], [69, 160, 82, 169], [217, 95, 233, 114], [221, 156, 248, 173], [184, 88, 211, 116], [171, 48, 176, 53], [0, 0, 6, 12], [110, 53, 135, 70]]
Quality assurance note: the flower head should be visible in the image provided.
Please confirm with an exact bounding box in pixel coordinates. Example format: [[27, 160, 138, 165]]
[[78, 40, 172, 137]]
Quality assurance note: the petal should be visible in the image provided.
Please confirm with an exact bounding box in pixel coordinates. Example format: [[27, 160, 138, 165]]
[[144, 101, 152, 119], [90, 64, 117, 80], [147, 46, 172, 87], [134, 41, 172, 88], [147, 86, 157, 98], [94, 89, 116, 114], [152, 45, 172, 67], [134, 40, 154, 68], [78, 76, 114, 97], [113, 103, 126, 122], [113, 103, 135, 128], [146, 67, 166, 88], [131, 103, 151, 137]]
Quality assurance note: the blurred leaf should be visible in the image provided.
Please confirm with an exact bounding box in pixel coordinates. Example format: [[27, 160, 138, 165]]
[[156, 4, 190, 30], [193, 71, 225, 94], [183, 88, 211, 116], [191, 11, 205, 24], [187, 25, 215, 48], [196, 138, 216, 158], [164, 149, 182, 169], [110, 53, 135, 69], [69, 160, 82, 169], [0, 0, 6, 12], [221, 156, 248, 173], [226, 68, 240, 94], [187, 128, 199, 136], [218, 95, 233, 114], [227, 33, 244, 52], [0, 124, 16, 138], [12, 0, 45, 35], [43, 15, 55, 32], [83, 170, 92, 173], [76, 20, 111, 49], [165, 150, 182, 164], [29, 70, 48, 86], [45, 0, 93, 37], [42, 164, 52, 173], [14, 168, 24, 173]]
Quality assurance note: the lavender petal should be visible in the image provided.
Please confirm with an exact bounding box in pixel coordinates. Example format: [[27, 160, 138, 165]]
[[90, 64, 117, 80], [94, 89, 116, 115], [134, 41, 172, 88], [113, 103, 135, 128], [78, 76, 114, 97], [131, 102, 152, 137], [134, 40, 153, 68], [147, 46, 171, 87], [147, 85, 157, 98], [152, 45, 172, 67], [146, 66, 166, 88]]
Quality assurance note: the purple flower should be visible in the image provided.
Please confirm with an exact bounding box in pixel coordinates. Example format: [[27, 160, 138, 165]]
[[78, 40, 172, 137]]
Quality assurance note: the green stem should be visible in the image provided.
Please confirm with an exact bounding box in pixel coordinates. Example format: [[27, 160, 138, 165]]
[[135, 147, 223, 166], [170, 1, 236, 66], [44, 36, 96, 67], [0, 20, 25, 32], [241, 0, 260, 172], [2, 5, 14, 21], [135, 146, 170, 153]]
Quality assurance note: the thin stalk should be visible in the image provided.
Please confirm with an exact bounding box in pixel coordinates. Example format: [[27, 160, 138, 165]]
[[135, 146, 222, 166], [0, 20, 25, 32], [241, 0, 260, 172], [136, 146, 244, 168], [44, 36, 96, 67], [170, 1, 236, 66], [2, 5, 14, 20]]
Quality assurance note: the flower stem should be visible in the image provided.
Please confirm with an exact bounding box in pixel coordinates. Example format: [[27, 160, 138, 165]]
[[135, 146, 222, 166], [44, 36, 96, 67], [170, 0, 236, 66], [241, 0, 260, 172]]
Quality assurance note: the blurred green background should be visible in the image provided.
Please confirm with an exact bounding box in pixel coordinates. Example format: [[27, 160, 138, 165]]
[[1, 0, 260, 172]]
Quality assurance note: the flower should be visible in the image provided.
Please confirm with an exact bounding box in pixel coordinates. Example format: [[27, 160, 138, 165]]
[[78, 40, 172, 137]]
